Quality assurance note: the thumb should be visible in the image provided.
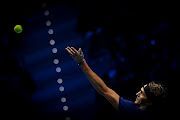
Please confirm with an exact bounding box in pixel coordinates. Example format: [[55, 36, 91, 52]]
[[78, 48, 83, 55], [79, 48, 83, 55], [78, 48, 81, 51]]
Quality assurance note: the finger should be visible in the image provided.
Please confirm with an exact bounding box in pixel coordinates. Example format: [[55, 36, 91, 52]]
[[65, 47, 73, 56], [67, 46, 76, 54], [78, 48, 80, 51], [65, 47, 73, 55], [71, 47, 79, 54], [79, 48, 83, 55]]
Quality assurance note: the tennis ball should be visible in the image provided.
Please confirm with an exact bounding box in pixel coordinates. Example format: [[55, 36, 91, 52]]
[[14, 25, 23, 33]]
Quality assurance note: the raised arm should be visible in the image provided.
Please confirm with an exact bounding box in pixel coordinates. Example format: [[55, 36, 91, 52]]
[[65, 46, 120, 110]]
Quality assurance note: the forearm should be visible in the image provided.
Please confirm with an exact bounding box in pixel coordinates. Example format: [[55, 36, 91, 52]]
[[79, 60, 108, 95], [65, 46, 120, 110]]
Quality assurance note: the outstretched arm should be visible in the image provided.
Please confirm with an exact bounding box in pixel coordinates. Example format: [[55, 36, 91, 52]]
[[65, 46, 120, 110]]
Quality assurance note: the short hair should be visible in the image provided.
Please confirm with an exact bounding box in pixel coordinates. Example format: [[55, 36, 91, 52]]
[[148, 81, 168, 103], [147, 81, 170, 119]]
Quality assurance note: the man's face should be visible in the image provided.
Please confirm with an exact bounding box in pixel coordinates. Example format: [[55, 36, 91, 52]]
[[134, 87, 148, 105]]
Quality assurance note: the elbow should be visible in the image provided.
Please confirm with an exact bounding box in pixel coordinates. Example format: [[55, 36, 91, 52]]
[[97, 90, 104, 95]]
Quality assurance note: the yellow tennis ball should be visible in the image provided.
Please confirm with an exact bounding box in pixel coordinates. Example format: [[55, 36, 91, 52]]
[[14, 25, 23, 33]]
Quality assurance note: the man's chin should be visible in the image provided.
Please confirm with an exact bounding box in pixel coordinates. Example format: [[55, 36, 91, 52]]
[[134, 100, 139, 105]]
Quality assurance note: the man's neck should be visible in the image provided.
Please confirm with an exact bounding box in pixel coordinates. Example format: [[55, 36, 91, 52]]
[[139, 105, 147, 109]]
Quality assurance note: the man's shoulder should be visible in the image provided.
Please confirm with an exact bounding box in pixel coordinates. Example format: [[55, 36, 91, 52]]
[[118, 97, 150, 119], [118, 97, 139, 110]]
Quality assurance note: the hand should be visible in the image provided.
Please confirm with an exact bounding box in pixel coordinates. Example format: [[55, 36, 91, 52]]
[[65, 46, 85, 64]]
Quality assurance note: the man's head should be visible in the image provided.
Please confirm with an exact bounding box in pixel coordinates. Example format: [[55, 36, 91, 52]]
[[135, 81, 168, 109]]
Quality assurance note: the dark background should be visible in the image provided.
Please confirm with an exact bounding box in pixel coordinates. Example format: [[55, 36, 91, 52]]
[[0, 0, 176, 119]]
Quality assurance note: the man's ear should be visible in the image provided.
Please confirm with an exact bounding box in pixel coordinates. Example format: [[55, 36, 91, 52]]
[[141, 99, 152, 107]]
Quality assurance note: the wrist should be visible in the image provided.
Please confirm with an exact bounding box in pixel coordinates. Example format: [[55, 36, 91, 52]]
[[78, 59, 85, 65]]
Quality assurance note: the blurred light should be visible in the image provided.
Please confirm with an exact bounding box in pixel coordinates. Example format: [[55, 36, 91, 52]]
[[159, 23, 168, 30], [57, 78, 63, 84], [114, 36, 123, 42], [98, 57, 104, 62], [152, 53, 157, 59], [46, 20, 51, 26], [85, 31, 94, 39], [120, 56, 125, 62], [128, 73, 134, 78], [141, 45, 147, 50], [48, 29, 54, 34], [171, 60, 178, 70], [1, 75, 8, 81], [54, 59, 59, 64], [151, 40, 156, 45], [42, 2, 47, 7], [59, 86, 64, 91], [52, 48, 57, 53], [120, 41, 127, 47], [135, 34, 145, 40], [65, 117, 71, 120], [96, 27, 102, 33], [56, 67, 61, 72], [163, 55, 168, 60], [61, 97, 66, 102], [108, 69, 117, 78], [44, 10, 49, 16], [63, 106, 68, 111], [123, 76, 128, 81], [50, 39, 55, 45]]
